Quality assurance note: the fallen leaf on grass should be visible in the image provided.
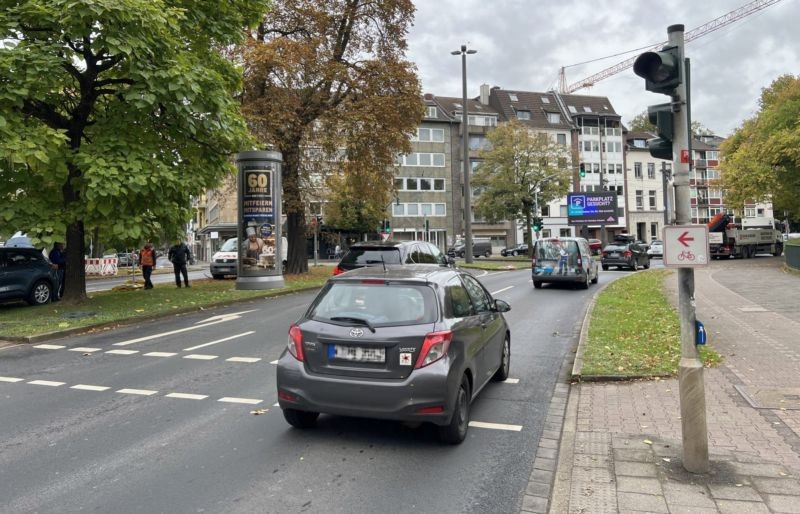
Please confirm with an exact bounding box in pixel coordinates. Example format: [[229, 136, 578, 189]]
[[58, 322, 69, 328], [135, 309, 144, 313], [662, 458, 671, 463], [643, 439, 653, 445]]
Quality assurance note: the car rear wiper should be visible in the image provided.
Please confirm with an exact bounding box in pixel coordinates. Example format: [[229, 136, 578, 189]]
[[330, 316, 376, 333]]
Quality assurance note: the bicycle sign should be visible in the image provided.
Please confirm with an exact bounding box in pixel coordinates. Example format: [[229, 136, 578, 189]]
[[663, 225, 709, 268]]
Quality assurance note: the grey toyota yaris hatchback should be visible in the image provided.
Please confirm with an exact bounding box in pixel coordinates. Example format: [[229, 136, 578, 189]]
[[276, 266, 511, 444]]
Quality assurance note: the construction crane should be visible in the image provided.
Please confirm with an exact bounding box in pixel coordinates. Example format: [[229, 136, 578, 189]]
[[558, 0, 784, 94]]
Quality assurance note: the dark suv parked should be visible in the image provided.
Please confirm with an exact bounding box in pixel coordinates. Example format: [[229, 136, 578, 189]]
[[0, 248, 58, 305], [601, 240, 650, 271], [333, 241, 451, 275]]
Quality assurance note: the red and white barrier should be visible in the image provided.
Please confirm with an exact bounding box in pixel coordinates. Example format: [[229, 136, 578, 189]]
[[85, 257, 119, 276]]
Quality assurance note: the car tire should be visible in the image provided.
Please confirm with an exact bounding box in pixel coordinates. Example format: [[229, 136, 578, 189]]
[[643, 259, 650, 269], [533, 281, 542, 289], [282, 408, 319, 429], [602, 265, 609, 271], [484, 250, 490, 258], [458, 251, 465, 258], [579, 274, 589, 289], [439, 376, 470, 444], [591, 270, 599, 284], [27, 280, 52, 305], [492, 337, 510, 382]]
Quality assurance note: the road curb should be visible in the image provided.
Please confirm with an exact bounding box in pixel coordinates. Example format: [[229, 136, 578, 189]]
[[570, 279, 612, 380], [0, 284, 324, 344]]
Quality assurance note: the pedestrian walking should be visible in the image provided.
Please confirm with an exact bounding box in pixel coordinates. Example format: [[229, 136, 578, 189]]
[[49, 242, 66, 300], [139, 242, 157, 290], [168, 240, 192, 288], [334, 243, 342, 259]]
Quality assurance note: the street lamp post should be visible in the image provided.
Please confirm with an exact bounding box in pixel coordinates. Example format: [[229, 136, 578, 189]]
[[452, 44, 476, 263]]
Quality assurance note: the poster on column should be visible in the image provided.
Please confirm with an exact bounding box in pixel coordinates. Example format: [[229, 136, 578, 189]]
[[241, 167, 276, 273]]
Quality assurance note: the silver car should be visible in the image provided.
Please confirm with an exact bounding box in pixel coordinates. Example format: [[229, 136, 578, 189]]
[[276, 266, 511, 444]]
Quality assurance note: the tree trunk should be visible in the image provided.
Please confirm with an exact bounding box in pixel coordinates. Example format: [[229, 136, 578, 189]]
[[282, 144, 309, 274], [60, 163, 87, 302]]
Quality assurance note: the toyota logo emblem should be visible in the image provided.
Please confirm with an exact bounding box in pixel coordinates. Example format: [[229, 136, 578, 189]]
[[349, 328, 364, 338]]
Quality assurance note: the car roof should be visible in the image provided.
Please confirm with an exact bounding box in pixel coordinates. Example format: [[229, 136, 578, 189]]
[[330, 264, 458, 284], [536, 237, 585, 242], [348, 241, 417, 249]]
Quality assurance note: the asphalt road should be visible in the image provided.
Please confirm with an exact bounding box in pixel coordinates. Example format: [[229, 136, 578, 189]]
[[0, 267, 630, 513]]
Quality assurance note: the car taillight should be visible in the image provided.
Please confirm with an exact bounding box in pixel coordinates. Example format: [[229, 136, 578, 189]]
[[602, 252, 608, 257], [414, 330, 453, 369], [332, 266, 344, 275], [623, 250, 632, 257], [287, 324, 304, 361], [577, 255, 583, 267]]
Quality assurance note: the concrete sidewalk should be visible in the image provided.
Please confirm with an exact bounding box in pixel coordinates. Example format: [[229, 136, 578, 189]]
[[536, 257, 800, 513]]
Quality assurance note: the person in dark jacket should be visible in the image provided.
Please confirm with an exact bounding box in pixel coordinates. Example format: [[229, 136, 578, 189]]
[[167, 240, 192, 288], [49, 242, 66, 300]]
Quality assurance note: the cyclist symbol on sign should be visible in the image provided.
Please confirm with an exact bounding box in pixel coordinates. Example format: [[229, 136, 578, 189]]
[[678, 250, 696, 262]]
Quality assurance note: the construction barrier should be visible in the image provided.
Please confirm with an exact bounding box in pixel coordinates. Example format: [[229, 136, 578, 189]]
[[85, 257, 119, 276]]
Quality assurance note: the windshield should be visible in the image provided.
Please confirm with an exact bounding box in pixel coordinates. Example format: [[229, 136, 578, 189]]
[[340, 248, 402, 265], [310, 282, 437, 326], [219, 238, 237, 252]]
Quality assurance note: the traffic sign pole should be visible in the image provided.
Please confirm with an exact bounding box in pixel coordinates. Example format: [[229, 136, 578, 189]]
[[669, 26, 709, 474]]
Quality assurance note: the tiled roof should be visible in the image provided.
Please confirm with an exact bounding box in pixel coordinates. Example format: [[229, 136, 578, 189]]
[[433, 96, 501, 118], [559, 93, 620, 118], [488, 89, 573, 130]]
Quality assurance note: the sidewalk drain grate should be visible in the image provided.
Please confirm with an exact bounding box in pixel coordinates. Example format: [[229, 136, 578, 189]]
[[735, 385, 800, 410]]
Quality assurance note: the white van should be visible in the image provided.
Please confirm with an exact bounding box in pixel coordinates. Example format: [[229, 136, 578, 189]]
[[210, 236, 288, 279]]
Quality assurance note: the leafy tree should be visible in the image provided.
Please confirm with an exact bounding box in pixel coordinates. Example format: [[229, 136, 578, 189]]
[[324, 168, 393, 234], [628, 110, 656, 133], [0, 0, 265, 301], [719, 75, 800, 220], [241, 0, 422, 273], [472, 121, 572, 246]]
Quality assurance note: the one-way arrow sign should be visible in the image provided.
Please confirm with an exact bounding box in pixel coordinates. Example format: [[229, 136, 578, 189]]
[[677, 231, 695, 247]]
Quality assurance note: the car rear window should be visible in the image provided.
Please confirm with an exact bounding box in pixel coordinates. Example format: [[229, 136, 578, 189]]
[[534, 240, 578, 260], [340, 248, 402, 265], [309, 282, 437, 326]]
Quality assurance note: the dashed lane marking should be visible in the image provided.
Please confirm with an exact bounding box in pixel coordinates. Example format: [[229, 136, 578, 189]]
[[504, 378, 520, 384], [144, 352, 178, 357], [28, 380, 65, 387], [165, 393, 208, 400], [117, 388, 158, 396], [195, 309, 258, 325], [491, 286, 514, 295], [33, 344, 66, 350], [183, 354, 218, 361], [0, 376, 24, 383], [226, 357, 261, 363], [270, 360, 279, 365], [69, 347, 102, 353], [183, 331, 255, 352], [218, 397, 263, 405], [468, 421, 523, 432], [106, 349, 139, 355], [71, 384, 110, 392], [273, 403, 280, 407]]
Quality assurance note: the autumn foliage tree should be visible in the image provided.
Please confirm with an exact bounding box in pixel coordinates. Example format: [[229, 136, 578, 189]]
[[720, 74, 800, 220], [241, 0, 422, 273], [0, 0, 265, 301], [473, 121, 572, 246]]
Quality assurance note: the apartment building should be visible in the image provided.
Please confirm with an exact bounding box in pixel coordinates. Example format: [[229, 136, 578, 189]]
[[625, 131, 672, 241]]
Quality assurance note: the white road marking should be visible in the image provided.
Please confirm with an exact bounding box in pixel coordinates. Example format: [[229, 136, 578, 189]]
[[0, 376, 24, 383], [468, 421, 523, 432], [113, 316, 242, 346], [226, 357, 261, 363], [28, 380, 65, 387], [117, 388, 158, 396], [195, 309, 258, 324], [504, 378, 520, 384], [69, 347, 102, 353], [273, 403, 280, 407], [33, 344, 66, 350], [106, 349, 139, 355], [165, 392, 208, 400], [183, 354, 218, 360], [144, 352, 178, 357], [270, 359, 279, 365], [491, 286, 514, 295], [183, 331, 255, 351], [71, 384, 110, 391], [218, 397, 263, 405]]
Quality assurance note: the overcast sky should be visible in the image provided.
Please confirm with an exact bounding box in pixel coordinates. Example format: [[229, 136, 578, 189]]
[[406, 0, 798, 136]]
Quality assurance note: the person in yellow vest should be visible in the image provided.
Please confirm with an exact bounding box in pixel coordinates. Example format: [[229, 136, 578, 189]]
[[139, 242, 157, 289]]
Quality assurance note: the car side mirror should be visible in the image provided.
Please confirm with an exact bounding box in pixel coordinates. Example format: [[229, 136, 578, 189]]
[[494, 299, 511, 312]]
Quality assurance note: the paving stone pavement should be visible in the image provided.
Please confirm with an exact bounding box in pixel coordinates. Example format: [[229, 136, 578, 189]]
[[536, 257, 800, 514]]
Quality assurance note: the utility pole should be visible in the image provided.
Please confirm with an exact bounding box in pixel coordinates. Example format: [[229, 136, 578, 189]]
[[634, 24, 708, 474], [452, 45, 476, 263]]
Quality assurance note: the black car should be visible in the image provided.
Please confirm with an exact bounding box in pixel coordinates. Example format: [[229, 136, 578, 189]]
[[276, 265, 511, 444], [0, 247, 59, 305], [333, 241, 451, 275], [501, 243, 528, 257], [601, 241, 650, 271]]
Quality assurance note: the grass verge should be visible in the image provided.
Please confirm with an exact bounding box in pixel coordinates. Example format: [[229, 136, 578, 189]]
[[581, 269, 721, 377], [0, 266, 331, 339]]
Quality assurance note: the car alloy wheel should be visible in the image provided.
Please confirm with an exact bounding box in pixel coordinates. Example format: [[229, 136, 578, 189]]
[[30, 280, 52, 305]]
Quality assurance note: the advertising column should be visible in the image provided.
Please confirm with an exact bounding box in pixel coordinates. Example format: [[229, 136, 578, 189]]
[[235, 151, 285, 290]]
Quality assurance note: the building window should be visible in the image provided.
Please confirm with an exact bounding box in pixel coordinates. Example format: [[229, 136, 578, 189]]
[[542, 229, 552, 238], [707, 150, 719, 160], [649, 190, 657, 210], [397, 178, 447, 192], [634, 162, 642, 179], [636, 190, 643, 210], [508, 93, 518, 102], [616, 164, 623, 174], [559, 205, 568, 217], [414, 127, 444, 142], [425, 106, 437, 118], [592, 163, 600, 174], [560, 228, 571, 237], [421, 204, 433, 216], [744, 207, 756, 217], [420, 178, 431, 191], [568, 106, 577, 114], [396, 203, 446, 217], [651, 223, 658, 239], [541, 205, 550, 216], [469, 135, 488, 150], [583, 141, 591, 152], [398, 153, 445, 167], [433, 178, 445, 191], [469, 115, 497, 126], [592, 141, 600, 152], [434, 204, 445, 215], [407, 203, 419, 215], [556, 133, 567, 145], [647, 163, 656, 179], [541, 96, 550, 104], [405, 178, 418, 190], [547, 112, 560, 124], [516, 110, 531, 120], [394, 178, 403, 191]]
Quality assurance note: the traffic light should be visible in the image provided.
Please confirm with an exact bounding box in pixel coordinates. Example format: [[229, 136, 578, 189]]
[[532, 217, 543, 232], [384, 219, 391, 233], [647, 103, 674, 160], [579, 162, 586, 178], [633, 45, 681, 96]]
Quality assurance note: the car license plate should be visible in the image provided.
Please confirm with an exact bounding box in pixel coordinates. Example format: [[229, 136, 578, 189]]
[[331, 345, 385, 363], [610, 252, 619, 257]]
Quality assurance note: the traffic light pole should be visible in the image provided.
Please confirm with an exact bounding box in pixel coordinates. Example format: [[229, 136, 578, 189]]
[[669, 25, 709, 474]]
